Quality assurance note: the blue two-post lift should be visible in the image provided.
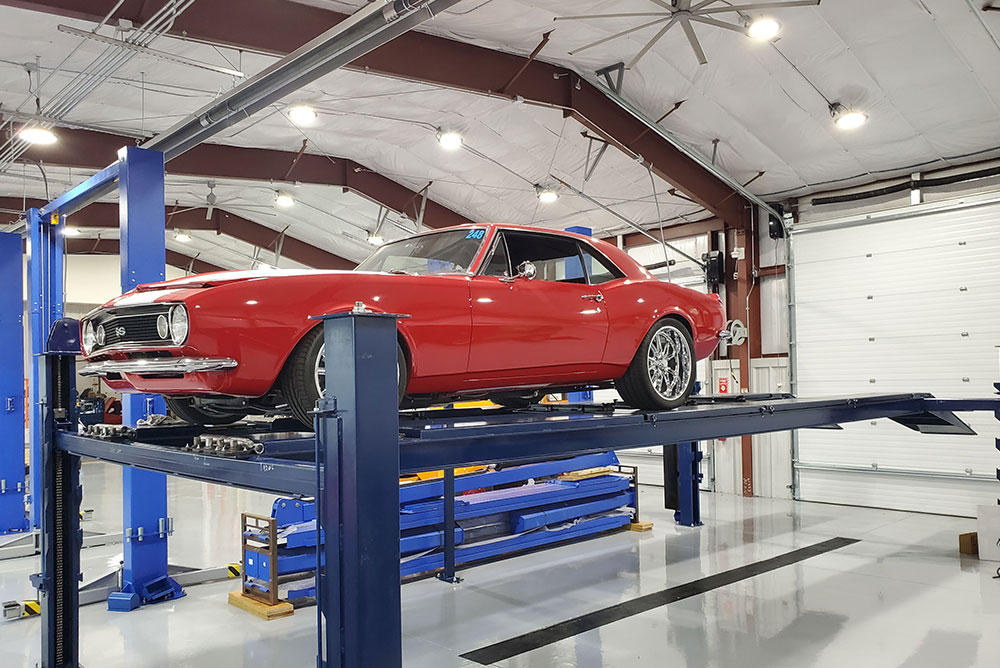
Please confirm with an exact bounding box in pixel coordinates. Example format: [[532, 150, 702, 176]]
[[18, 149, 1000, 668], [20, 146, 183, 610]]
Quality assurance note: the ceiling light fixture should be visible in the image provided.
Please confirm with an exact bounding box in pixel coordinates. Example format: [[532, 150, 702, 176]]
[[288, 105, 318, 126], [536, 186, 559, 204], [19, 127, 57, 144], [173, 231, 192, 243], [436, 129, 464, 151], [274, 192, 295, 208], [830, 102, 868, 130], [61, 227, 80, 236], [746, 17, 780, 40], [367, 234, 385, 246]]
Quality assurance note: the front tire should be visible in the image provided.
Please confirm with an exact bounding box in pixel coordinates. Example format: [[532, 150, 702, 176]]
[[280, 326, 408, 428], [165, 397, 246, 426], [616, 318, 695, 411]]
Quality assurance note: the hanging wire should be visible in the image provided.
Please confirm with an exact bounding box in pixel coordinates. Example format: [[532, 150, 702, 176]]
[[533, 116, 568, 224], [647, 164, 671, 281]]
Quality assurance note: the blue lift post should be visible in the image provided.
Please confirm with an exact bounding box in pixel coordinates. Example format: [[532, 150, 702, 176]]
[[28, 208, 64, 529], [108, 146, 181, 611], [316, 311, 403, 668], [0, 232, 28, 535]]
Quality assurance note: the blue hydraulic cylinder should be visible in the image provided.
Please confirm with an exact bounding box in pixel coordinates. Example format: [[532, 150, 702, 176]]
[[109, 146, 181, 611], [27, 208, 64, 529], [317, 311, 404, 668], [0, 233, 28, 534]]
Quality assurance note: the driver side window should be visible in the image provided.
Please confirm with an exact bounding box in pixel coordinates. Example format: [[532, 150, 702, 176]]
[[504, 231, 587, 283]]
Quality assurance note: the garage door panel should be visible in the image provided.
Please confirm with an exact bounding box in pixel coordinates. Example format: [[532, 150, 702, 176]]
[[793, 198, 1000, 516], [797, 469, 994, 517]]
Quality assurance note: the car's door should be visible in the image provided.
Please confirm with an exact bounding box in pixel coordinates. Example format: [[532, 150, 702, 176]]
[[468, 230, 610, 375]]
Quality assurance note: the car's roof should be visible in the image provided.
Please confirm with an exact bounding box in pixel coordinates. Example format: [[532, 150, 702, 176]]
[[412, 223, 648, 281]]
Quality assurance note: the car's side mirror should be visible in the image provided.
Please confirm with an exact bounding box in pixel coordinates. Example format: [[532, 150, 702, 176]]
[[516, 260, 537, 281]]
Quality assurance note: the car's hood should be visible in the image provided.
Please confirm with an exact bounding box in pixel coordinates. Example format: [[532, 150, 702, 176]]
[[133, 268, 350, 291]]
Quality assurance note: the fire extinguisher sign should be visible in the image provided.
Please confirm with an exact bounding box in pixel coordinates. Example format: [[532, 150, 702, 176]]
[[718, 376, 729, 394]]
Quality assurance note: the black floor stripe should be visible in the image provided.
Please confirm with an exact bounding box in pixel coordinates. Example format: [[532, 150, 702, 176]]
[[461, 536, 860, 665]]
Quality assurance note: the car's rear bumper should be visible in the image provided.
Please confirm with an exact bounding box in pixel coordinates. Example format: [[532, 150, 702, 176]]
[[80, 357, 238, 377]]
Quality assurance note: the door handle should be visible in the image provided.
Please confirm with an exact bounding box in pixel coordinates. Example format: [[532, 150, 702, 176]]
[[581, 294, 604, 302]]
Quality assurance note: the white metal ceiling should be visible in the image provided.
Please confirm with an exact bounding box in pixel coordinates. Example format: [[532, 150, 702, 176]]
[[0, 0, 997, 269]]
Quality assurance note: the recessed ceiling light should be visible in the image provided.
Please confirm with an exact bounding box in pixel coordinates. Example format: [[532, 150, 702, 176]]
[[288, 105, 318, 126], [173, 231, 192, 243], [368, 234, 385, 246], [61, 227, 80, 236], [830, 102, 868, 130], [747, 17, 780, 40], [19, 127, 57, 144], [274, 192, 295, 208], [437, 129, 464, 151], [536, 186, 559, 204]]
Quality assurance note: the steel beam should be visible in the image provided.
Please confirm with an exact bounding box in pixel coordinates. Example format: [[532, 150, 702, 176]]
[[316, 312, 403, 668], [21, 127, 472, 229], [27, 208, 63, 528], [111, 146, 182, 612], [6, 0, 747, 225], [1, 197, 356, 270], [61, 238, 226, 274]]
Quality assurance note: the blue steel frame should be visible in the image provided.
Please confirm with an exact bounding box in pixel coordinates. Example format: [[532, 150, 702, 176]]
[[27, 208, 64, 528], [107, 146, 181, 612], [39, 311, 1000, 668], [26, 147, 179, 612], [0, 233, 28, 535]]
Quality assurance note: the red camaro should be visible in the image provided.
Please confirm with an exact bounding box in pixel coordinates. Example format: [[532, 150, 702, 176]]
[[80, 224, 726, 427]]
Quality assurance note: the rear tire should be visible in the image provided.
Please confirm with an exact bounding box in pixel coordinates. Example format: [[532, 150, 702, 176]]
[[165, 397, 246, 426], [280, 326, 408, 428], [616, 317, 695, 411]]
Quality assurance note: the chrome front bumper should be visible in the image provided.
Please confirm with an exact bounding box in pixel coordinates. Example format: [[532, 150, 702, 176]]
[[80, 357, 238, 377]]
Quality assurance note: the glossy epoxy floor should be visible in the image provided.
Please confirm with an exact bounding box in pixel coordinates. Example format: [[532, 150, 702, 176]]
[[1, 460, 998, 668]]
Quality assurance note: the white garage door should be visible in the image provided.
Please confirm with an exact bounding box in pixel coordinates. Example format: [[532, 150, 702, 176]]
[[792, 197, 1000, 516]]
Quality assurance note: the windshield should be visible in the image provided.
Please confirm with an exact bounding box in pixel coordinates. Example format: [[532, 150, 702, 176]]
[[355, 228, 487, 275]]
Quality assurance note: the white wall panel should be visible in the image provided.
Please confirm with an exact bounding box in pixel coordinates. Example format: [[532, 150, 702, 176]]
[[792, 197, 1000, 516]]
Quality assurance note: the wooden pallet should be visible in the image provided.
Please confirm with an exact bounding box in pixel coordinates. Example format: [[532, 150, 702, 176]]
[[558, 466, 613, 481], [227, 590, 294, 620], [628, 521, 654, 532]]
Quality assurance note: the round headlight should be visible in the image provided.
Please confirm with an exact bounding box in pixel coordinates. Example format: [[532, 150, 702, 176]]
[[95, 324, 106, 346], [156, 314, 169, 339], [82, 321, 96, 355], [169, 305, 189, 346]]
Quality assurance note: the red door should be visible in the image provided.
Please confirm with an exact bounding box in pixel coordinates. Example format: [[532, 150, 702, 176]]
[[468, 230, 609, 377]]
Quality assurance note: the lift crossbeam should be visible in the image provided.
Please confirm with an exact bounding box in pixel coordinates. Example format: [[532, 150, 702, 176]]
[[53, 393, 997, 496]]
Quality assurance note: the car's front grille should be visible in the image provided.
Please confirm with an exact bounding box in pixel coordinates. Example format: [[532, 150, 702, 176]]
[[90, 305, 172, 352]]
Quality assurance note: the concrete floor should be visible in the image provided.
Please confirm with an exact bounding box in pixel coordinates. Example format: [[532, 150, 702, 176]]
[[1, 460, 998, 667]]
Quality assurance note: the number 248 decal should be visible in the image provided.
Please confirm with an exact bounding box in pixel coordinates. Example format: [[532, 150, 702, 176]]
[[465, 229, 486, 240]]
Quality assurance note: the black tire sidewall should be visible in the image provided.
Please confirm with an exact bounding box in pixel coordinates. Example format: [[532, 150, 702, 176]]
[[621, 318, 696, 410]]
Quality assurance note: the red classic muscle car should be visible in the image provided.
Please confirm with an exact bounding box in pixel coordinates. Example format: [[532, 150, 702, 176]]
[[80, 224, 726, 427]]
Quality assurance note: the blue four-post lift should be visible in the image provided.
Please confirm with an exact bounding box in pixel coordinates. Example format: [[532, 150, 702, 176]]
[[26, 146, 182, 612], [24, 150, 1000, 667]]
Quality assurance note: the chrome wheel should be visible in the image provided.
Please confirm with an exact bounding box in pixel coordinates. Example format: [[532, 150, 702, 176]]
[[314, 343, 402, 397], [315, 344, 326, 396], [646, 326, 691, 402]]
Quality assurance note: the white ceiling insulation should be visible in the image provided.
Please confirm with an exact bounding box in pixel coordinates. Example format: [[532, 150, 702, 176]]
[[0, 0, 997, 271], [313, 0, 1000, 198], [0, 3, 708, 272]]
